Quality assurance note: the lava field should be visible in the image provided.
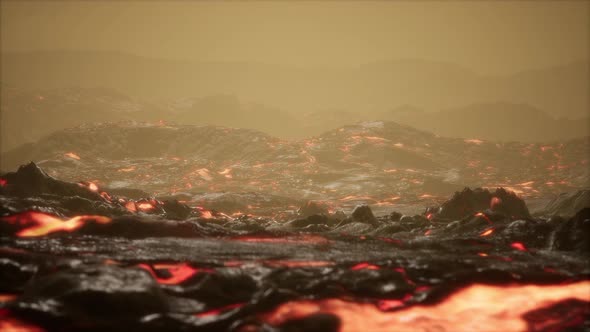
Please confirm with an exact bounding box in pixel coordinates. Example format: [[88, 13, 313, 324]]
[[0, 122, 589, 332]]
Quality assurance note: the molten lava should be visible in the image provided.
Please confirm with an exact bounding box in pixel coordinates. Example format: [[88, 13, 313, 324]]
[[137, 263, 212, 285], [511, 242, 527, 251], [1, 211, 111, 237], [64, 152, 80, 160], [262, 282, 590, 332], [474, 212, 493, 224], [350, 263, 380, 270], [0, 309, 45, 332], [480, 228, 495, 237]]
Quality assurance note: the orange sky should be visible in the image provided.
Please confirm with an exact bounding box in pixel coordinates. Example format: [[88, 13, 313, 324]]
[[1, 1, 589, 73]]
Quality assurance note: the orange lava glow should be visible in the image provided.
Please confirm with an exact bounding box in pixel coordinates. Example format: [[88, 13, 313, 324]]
[[261, 282, 590, 332], [475, 212, 493, 224], [136, 201, 157, 212], [0, 309, 45, 332], [490, 197, 502, 209], [124, 201, 137, 212], [195, 303, 245, 318], [1, 212, 111, 237], [511, 242, 527, 251], [350, 262, 380, 270], [0, 294, 17, 302], [479, 228, 495, 237], [137, 263, 212, 285], [464, 138, 484, 145], [88, 182, 98, 191], [64, 152, 80, 160], [200, 210, 213, 219]]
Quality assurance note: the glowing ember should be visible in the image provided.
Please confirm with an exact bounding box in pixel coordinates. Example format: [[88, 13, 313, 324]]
[[474, 212, 493, 224], [195, 303, 245, 318], [0, 294, 17, 302], [490, 197, 502, 210], [136, 202, 155, 212], [479, 228, 495, 237], [78, 181, 99, 192], [1, 211, 111, 237], [350, 263, 380, 271], [511, 242, 527, 251], [261, 282, 590, 332], [100, 191, 112, 202], [218, 168, 233, 179], [376, 299, 405, 310], [197, 206, 213, 219], [64, 152, 80, 160], [464, 138, 484, 145], [124, 201, 137, 212], [137, 263, 211, 285], [0, 309, 45, 332]]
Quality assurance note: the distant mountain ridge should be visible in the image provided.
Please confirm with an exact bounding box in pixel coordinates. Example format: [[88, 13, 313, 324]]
[[377, 102, 589, 142], [2, 50, 588, 118], [1, 87, 588, 153]]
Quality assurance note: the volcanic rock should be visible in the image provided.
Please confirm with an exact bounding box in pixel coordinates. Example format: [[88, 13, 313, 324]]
[[277, 313, 341, 332], [297, 201, 329, 218], [14, 265, 170, 322], [540, 189, 590, 217], [285, 214, 330, 229], [161, 200, 194, 220], [550, 207, 590, 253], [0, 162, 102, 201], [351, 204, 378, 225], [435, 187, 531, 220], [389, 211, 403, 222]]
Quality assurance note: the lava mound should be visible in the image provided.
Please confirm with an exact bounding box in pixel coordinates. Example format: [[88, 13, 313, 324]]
[[433, 187, 531, 220]]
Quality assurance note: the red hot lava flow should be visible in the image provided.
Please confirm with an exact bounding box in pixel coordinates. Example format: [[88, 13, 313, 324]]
[[261, 282, 590, 332], [1, 211, 111, 237]]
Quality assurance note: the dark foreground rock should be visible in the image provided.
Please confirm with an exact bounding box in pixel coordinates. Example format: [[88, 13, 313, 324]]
[[1, 164, 589, 332]]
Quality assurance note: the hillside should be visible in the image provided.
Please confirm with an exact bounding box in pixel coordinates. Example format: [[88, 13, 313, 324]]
[[2, 51, 588, 118]]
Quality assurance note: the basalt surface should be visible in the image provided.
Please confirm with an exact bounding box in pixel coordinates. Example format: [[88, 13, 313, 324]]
[[2, 121, 588, 217], [0, 162, 589, 332]]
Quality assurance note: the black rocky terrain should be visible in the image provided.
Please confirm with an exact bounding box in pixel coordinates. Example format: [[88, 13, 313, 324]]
[[0, 163, 589, 332], [2, 121, 588, 218]]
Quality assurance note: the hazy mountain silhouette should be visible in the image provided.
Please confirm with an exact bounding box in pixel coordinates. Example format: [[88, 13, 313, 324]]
[[1, 86, 588, 153], [0, 87, 300, 152], [377, 102, 589, 142], [2, 51, 588, 118]]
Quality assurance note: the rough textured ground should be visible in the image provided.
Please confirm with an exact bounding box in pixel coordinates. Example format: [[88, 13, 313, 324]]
[[2, 121, 588, 218], [0, 163, 589, 332]]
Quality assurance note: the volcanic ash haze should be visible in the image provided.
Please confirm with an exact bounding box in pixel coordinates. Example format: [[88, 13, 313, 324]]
[[0, 2, 589, 332]]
